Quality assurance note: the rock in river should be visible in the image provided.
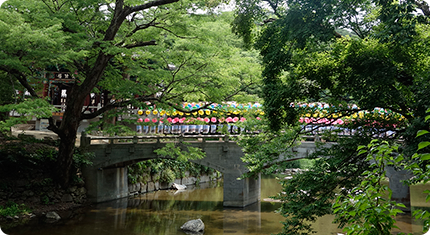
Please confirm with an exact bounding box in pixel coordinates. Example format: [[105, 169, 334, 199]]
[[180, 219, 205, 234]]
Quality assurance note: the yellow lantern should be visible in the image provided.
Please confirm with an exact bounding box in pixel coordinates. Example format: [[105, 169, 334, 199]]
[[358, 112, 364, 119], [352, 113, 358, 119], [145, 110, 151, 115], [192, 112, 198, 116], [138, 110, 143, 115], [160, 110, 166, 116], [153, 110, 158, 115], [205, 110, 211, 115], [178, 111, 184, 116], [198, 110, 204, 115]]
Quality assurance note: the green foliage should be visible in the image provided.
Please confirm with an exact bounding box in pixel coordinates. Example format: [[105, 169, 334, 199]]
[[0, 98, 56, 133], [233, 0, 430, 233], [154, 142, 205, 162], [1, 0, 262, 186], [333, 140, 406, 235], [127, 158, 217, 184], [0, 201, 31, 217], [405, 109, 430, 233]]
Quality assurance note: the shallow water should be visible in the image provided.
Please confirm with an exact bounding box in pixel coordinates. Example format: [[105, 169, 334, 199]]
[[3, 178, 430, 235]]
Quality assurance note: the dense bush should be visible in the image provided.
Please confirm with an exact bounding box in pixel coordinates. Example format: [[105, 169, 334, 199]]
[[127, 159, 217, 184]]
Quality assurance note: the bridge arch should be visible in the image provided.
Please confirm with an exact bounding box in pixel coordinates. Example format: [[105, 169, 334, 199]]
[[81, 134, 263, 207]]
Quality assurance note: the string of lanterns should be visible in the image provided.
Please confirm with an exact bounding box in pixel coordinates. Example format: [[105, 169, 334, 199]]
[[134, 102, 405, 126]]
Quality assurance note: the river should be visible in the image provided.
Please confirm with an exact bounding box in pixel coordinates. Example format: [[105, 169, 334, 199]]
[[3, 177, 430, 235]]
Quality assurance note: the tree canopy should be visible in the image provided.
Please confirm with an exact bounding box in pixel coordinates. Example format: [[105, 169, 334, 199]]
[[0, 0, 262, 186], [233, 0, 430, 234]]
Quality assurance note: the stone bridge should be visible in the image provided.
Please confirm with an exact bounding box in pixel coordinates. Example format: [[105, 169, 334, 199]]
[[80, 134, 322, 207]]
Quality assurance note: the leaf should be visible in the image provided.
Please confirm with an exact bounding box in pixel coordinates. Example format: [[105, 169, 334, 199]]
[[421, 153, 430, 161], [418, 142, 430, 151], [417, 130, 430, 137]]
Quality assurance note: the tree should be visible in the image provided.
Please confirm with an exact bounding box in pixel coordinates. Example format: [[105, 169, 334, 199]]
[[233, 0, 430, 234], [0, 0, 261, 187]]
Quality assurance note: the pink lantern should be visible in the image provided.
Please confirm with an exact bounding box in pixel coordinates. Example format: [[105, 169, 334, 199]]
[[240, 117, 246, 122], [219, 117, 225, 123], [233, 117, 239, 122], [204, 117, 210, 123], [298, 117, 304, 123], [226, 117, 233, 123], [179, 117, 185, 123], [152, 118, 157, 123], [144, 118, 150, 122], [336, 119, 344, 125], [211, 117, 217, 123], [137, 118, 143, 123], [256, 117, 261, 120], [167, 117, 173, 123]]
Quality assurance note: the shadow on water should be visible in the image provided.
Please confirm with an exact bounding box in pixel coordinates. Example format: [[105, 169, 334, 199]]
[[3, 178, 430, 235]]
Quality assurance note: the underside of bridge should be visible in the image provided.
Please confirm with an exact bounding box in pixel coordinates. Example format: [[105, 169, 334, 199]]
[[82, 139, 262, 207]]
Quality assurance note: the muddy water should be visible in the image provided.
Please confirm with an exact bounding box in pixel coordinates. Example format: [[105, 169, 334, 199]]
[[3, 178, 430, 235]]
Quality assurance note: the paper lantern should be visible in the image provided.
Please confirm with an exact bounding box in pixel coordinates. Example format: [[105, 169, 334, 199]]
[[167, 117, 173, 123], [198, 110, 204, 115], [144, 118, 150, 122], [137, 118, 143, 123], [152, 118, 157, 123], [145, 110, 151, 115], [204, 117, 210, 123], [160, 110, 166, 116], [138, 110, 143, 115], [211, 117, 217, 123], [205, 110, 211, 115], [153, 110, 158, 115], [226, 117, 233, 123], [240, 117, 246, 122], [233, 117, 239, 122]]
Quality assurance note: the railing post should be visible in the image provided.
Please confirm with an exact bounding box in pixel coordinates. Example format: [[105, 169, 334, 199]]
[[80, 132, 90, 148]]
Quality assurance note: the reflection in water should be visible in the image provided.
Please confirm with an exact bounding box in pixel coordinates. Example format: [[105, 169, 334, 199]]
[[3, 178, 430, 235]]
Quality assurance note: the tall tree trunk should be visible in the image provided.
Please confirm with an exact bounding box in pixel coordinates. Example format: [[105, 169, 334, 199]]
[[55, 84, 86, 187]]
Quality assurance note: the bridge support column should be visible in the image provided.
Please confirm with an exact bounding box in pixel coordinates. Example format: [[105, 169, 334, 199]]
[[223, 172, 260, 207], [386, 166, 413, 210], [83, 166, 128, 203]]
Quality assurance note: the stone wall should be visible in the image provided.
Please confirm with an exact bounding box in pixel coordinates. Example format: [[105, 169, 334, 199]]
[[0, 177, 87, 206], [128, 172, 220, 196]]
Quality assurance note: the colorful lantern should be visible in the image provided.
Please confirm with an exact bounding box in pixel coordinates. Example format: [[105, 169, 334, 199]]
[[138, 110, 143, 115], [137, 118, 143, 123]]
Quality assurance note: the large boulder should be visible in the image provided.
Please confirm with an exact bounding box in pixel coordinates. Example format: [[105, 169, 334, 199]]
[[180, 219, 205, 234]]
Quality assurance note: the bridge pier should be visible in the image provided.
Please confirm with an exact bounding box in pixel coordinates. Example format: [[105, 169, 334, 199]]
[[385, 166, 413, 210], [223, 172, 261, 207], [83, 166, 128, 203]]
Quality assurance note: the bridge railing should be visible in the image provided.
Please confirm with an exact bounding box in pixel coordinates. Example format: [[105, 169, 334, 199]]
[[80, 133, 241, 147]]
